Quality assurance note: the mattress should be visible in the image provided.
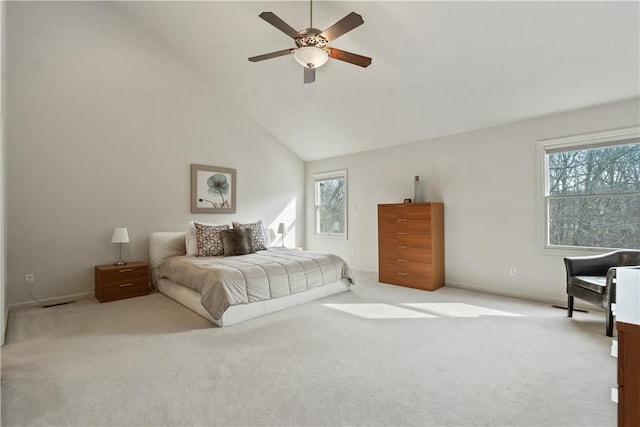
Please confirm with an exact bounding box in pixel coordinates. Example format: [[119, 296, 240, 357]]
[[149, 232, 354, 326], [158, 248, 354, 321]]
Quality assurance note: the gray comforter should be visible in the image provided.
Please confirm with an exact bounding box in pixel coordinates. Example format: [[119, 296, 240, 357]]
[[158, 248, 354, 320]]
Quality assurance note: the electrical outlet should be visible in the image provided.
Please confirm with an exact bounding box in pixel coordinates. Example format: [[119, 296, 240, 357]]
[[509, 267, 517, 277], [25, 273, 35, 285]]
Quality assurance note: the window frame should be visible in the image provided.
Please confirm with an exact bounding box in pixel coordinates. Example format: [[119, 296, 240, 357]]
[[536, 126, 640, 253], [313, 169, 348, 239]]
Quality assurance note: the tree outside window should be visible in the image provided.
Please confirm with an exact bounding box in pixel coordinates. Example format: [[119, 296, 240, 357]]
[[543, 129, 639, 250], [314, 170, 347, 238]]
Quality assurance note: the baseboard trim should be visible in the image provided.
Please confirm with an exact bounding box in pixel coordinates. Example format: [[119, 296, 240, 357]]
[[351, 268, 377, 275], [8, 290, 94, 312], [8, 279, 598, 313], [445, 280, 601, 312]]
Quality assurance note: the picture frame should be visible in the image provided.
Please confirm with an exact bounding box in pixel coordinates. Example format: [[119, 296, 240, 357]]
[[191, 164, 236, 213]]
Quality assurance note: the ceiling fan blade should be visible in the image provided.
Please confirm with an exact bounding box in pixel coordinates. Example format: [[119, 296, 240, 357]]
[[328, 48, 372, 68], [304, 67, 316, 84], [259, 12, 300, 39], [319, 12, 364, 42], [248, 48, 295, 62]]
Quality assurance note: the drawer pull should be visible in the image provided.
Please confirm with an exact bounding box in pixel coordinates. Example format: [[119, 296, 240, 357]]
[[397, 245, 408, 249], [398, 273, 408, 276], [397, 259, 408, 262], [397, 232, 407, 235], [119, 283, 134, 288], [397, 218, 407, 221], [119, 269, 134, 273]]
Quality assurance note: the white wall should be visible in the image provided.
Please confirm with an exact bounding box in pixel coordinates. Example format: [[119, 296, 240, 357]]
[[1, 0, 7, 345], [6, 2, 304, 307], [306, 99, 640, 304]]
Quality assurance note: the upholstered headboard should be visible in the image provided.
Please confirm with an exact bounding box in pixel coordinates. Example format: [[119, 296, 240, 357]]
[[149, 232, 186, 286]]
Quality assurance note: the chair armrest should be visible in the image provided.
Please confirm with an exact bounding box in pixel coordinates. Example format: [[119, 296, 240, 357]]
[[605, 267, 618, 304], [604, 265, 640, 304], [564, 252, 620, 277]]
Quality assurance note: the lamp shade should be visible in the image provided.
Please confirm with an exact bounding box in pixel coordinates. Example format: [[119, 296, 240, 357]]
[[294, 47, 329, 69], [277, 223, 286, 234], [111, 227, 130, 243]]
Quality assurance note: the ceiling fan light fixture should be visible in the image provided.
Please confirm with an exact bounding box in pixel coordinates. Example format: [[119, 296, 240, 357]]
[[294, 46, 329, 69]]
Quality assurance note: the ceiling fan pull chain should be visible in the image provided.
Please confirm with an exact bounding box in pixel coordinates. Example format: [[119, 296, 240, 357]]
[[310, 0, 313, 28]]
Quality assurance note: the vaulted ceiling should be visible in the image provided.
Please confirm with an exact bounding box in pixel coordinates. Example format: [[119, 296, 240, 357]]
[[117, 1, 640, 161]]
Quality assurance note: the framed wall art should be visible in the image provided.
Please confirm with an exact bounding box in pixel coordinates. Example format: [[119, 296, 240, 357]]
[[191, 164, 236, 213]]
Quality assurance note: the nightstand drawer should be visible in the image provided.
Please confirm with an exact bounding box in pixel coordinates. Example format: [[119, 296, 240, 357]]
[[98, 268, 148, 288], [95, 262, 149, 303], [96, 282, 149, 302]]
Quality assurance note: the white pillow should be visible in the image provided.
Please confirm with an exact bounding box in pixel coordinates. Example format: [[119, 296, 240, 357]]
[[185, 221, 225, 256]]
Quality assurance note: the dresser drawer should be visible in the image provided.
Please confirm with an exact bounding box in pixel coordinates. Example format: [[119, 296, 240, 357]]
[[378, 205, 432, 221], [378, 232, 431, 248], [379, 219, 431, 234], [379, 245, 432, 263], [379, 259, 431, 275], [379, 270, 436, 290]]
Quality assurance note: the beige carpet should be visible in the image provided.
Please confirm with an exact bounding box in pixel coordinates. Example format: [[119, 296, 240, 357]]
[[1, 272, 617, 426]]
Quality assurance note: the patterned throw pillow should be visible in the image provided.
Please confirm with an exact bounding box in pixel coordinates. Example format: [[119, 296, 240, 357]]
[[194, 222, 229, 257], [231, 220, 268, 251], [220, 228, 255, 256], [185, 221, 223, 256]]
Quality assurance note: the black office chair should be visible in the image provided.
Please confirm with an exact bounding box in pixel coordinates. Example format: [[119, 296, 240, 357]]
[[564, 250, 640, 336]]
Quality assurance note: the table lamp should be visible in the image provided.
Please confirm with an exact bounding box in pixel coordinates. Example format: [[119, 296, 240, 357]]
[[111, 227, 130, 266], [277, 223, 286, 248]]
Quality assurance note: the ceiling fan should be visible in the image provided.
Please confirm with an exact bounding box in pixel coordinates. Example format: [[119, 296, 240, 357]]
[[248, 0, 372, 84]]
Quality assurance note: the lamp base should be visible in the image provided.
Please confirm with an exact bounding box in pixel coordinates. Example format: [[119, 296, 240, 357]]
[[114, 242, 127, 266]]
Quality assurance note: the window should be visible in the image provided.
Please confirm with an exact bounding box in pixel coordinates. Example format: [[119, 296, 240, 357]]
[[539, 127, 640, 250], [314, 169, 347, 238]]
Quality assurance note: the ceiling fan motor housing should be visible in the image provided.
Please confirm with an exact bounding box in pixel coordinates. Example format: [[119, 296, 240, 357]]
[[295, 28, 328, 48]]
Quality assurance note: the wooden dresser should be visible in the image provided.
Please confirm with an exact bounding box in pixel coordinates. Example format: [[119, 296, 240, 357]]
[[618, 321, 640, 427], [615, 267, 640, 426], [378, 202, 444, 291]]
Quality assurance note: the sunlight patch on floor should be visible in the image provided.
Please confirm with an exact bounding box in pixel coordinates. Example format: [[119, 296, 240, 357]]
[[323, 303, 437, 319], [402, 302, 523, 318], [323, 302, 523, 319]]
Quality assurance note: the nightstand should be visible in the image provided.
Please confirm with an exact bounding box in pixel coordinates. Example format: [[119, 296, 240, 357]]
[[95, 262, 149, 303]]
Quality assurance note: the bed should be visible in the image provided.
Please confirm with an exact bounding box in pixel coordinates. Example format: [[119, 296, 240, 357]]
[[149, 231, 354, 326]]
